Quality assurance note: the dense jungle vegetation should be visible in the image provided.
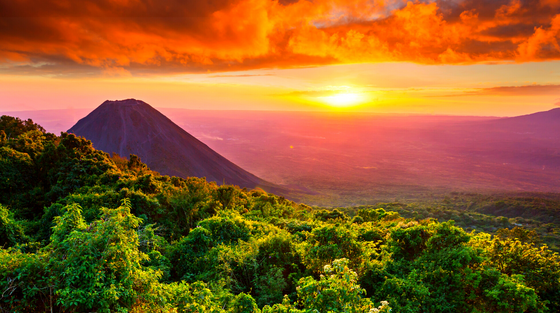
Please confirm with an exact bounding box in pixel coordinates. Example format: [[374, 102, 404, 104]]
[[1, 115, 560, 312]]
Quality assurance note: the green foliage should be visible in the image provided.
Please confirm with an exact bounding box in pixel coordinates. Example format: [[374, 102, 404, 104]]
[[355, 193, 560, 251], [496, 226, 542, 245], [0, 115, 46, 139], [169, 226, 214, 282], [262, 296, 301, 313], [389, 221, 433, 261], [164, 179, 221, 237], [0, 146, 35, 206], [373, 221, 543, 313], [357, 207, 399, 223], [314, 208, 348, 222], [44, 133, 116, 202], [174, 281, 225, 313], [471, 232, 560, 312], [296, 258, 371, 312], [199, 214, 253, 245], [301, 224, 365, 273], [378, 275, 429, 313], [1, 116, 560, 312], [0, 248, 51, 311], [49, 203, 87, 245], [480, 271, 539, 313], [264, 259, 391, 313], [231, 293, 260, 313], [0, 204, 27, 247], [48, 199, 161, 312]]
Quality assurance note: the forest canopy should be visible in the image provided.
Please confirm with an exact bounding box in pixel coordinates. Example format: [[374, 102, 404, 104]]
[[0, 115, 559, 312]]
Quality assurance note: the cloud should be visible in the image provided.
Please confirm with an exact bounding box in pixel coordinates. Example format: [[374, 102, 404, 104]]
[[281, 86, 368, 98], [284, 90, 343, 97], [478, 84, 560, 95], [1, 0, 560, 76], [427, 84, 560, 97], [209, 74, 274, 78]]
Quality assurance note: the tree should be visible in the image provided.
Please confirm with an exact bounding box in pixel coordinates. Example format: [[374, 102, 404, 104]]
[[296, 258, 390, 313], [48, 199, 161, 312], [0, 115, 46, 140], [0, 204, 27, 247]]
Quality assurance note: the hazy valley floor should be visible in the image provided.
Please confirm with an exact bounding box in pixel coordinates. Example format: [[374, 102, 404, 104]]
[[3, 108, 560, 206]]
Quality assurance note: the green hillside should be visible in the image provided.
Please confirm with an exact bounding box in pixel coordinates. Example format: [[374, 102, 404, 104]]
[[1, 115, 559, 312]]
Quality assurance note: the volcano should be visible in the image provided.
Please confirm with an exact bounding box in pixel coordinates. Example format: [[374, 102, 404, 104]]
[[68, 99, 282, 192]]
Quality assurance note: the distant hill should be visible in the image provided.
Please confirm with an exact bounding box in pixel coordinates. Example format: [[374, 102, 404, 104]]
[[500, 107, 560, 123], [487, 107, 560, 137], [68, 99, 285, 193]]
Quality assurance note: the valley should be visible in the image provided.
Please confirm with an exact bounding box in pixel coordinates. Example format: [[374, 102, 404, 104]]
[[3, 106, 560, 206]]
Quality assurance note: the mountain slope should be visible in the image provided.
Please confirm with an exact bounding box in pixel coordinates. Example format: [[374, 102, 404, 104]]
[[487, 107, 560, 137], [500, 107, 560, 123], [68, 99, 283, 192]]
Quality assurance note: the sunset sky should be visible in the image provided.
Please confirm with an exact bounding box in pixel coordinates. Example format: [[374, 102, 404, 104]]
[[1, 0, 560, 116]]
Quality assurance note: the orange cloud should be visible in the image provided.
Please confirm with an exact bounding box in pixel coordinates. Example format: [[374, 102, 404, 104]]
[[518, 14, 560, 60], [431, 84, 560, 97], [1, 0, 559, 75], [478, 84, 560, 95]]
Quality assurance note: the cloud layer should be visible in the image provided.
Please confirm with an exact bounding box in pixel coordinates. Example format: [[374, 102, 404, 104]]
[[1, 0, 559, 75]]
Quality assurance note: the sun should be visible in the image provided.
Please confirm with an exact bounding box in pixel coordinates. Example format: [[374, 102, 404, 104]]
[[321, 92, 364, 108]]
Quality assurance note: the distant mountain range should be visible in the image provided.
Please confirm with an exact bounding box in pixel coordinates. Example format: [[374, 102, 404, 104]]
[[68, 99, 286, 193]]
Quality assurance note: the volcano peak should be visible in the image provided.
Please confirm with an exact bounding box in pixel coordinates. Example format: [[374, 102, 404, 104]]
[[68, 99, 283, 192]]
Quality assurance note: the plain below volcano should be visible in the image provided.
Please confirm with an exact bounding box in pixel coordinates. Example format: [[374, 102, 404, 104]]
[[68, 99, 287, 194]]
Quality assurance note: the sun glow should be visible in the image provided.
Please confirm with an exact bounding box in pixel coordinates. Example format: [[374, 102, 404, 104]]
[[321, 92, 365, 108]]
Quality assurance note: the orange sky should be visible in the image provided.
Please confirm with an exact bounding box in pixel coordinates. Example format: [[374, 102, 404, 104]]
[[1, 0, 560, 115]]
